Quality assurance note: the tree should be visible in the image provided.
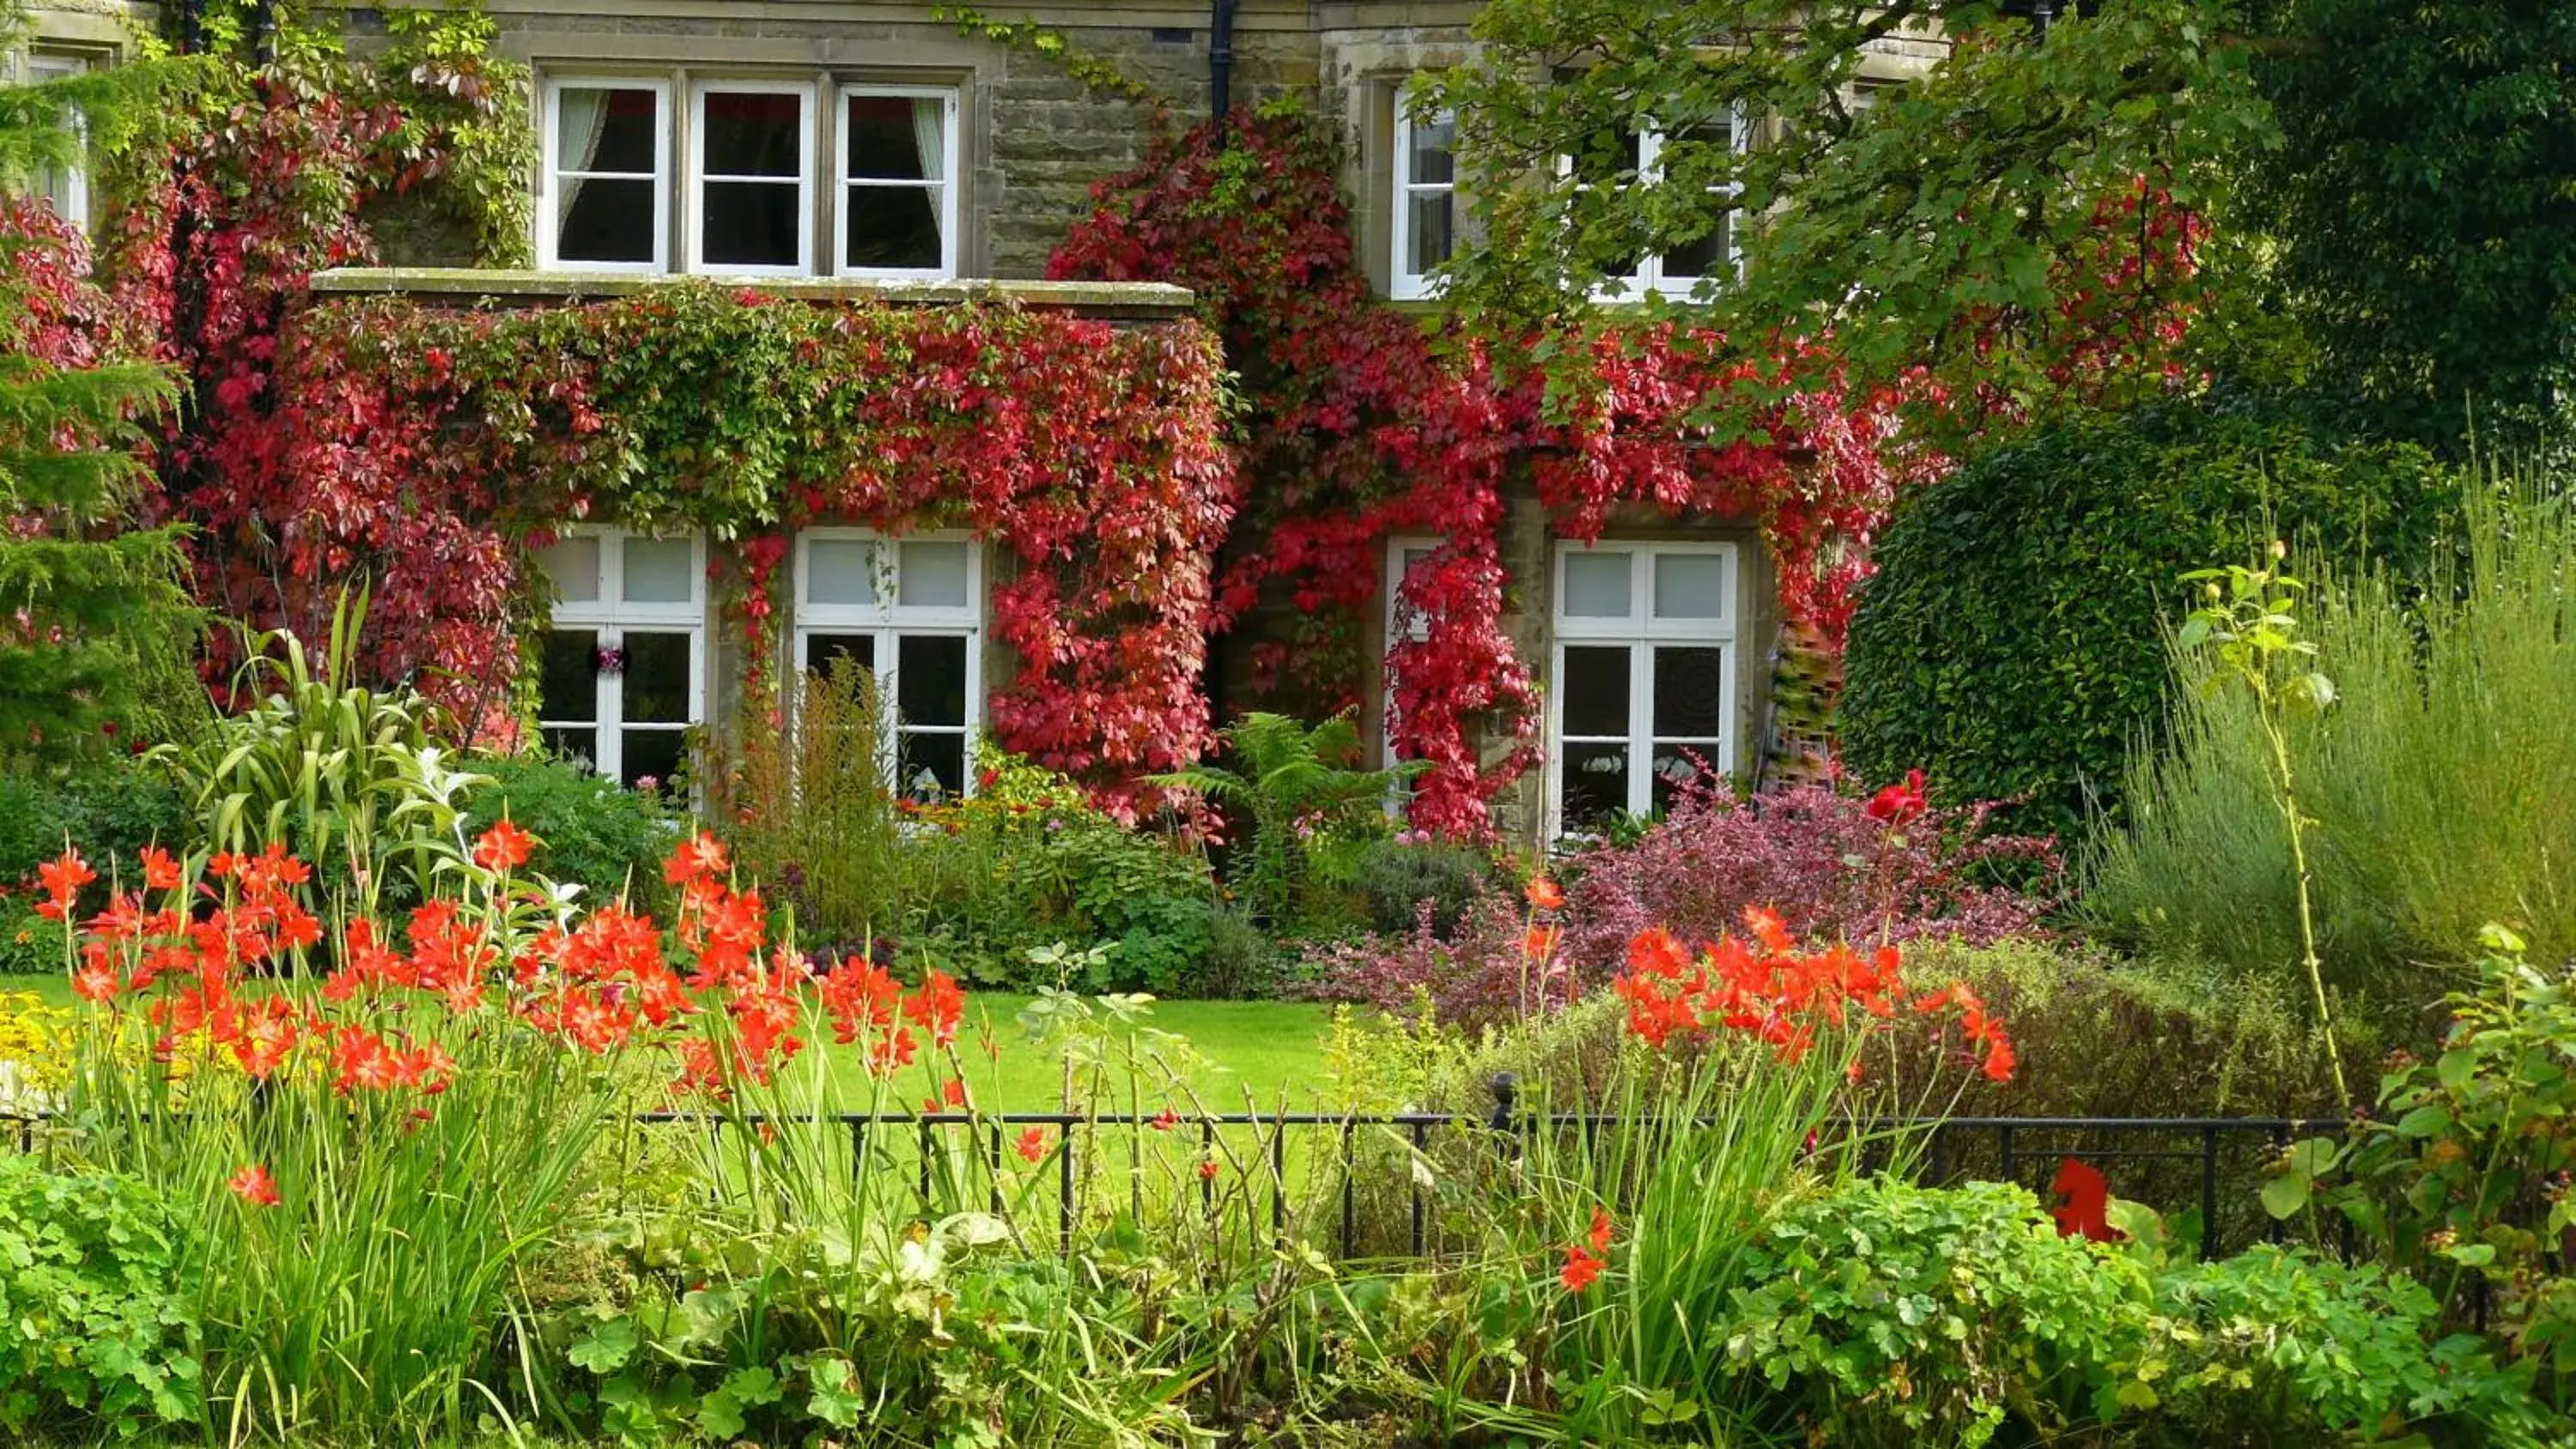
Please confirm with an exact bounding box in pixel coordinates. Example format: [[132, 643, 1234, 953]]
[[0, 3, 203, 766], [1424, 0, 2277, 447]]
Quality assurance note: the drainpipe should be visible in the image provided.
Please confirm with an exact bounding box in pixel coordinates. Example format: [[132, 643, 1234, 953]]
[[1208, 0, 1236, 147]]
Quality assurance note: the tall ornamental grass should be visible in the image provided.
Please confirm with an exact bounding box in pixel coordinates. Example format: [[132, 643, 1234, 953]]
[[2086, 487, 2576, 987]]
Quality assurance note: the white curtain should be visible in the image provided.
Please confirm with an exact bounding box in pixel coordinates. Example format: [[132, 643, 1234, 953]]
[[555, 88, 612, 229], [910, 98, 945, 248]]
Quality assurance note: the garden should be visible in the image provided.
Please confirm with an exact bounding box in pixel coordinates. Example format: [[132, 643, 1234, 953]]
[[3, 0, 2576, 1445]]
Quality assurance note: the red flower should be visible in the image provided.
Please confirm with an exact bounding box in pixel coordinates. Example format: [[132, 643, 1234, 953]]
[[2050, 1157, 2119, 1242], [1014, 1127, 1048, 1163], [976, 767, 1000, 791], [1586, 1204, 1613, 1256], [228, 1163, 281, 1207], [33, 848, 94, 920], [1559, 1243, 1605, 1292], [1524, 876, 1565, 912], [1150, 1106, 1179, 1132], [1866, 768, 1928, 827], [139, 846, 182, 892], [1198, 1158, 1219, 1181], [471, 819, 535, 872], [1981, 1033, 2017, 1082], [664, 832, 729, 886], [71, 961, 120, 1002], [902, 968, 966, 1048]]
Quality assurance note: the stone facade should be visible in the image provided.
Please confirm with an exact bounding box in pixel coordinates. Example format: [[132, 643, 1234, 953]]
[[15, 0, 1940, 841]]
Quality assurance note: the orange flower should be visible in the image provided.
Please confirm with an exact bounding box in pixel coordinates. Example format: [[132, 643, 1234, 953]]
[[903, 968, 966, 1048], [1013, 1127, 1048, 1163], [1982, 1033, 2017, 1082], [71, 961, 120, 1002], [664, 833, 729, 886], [1524, 876, 1565, 912], [1522, 925, 1560, 961], [471, 819, 535, 872], [1586, 1204, 1613, 1256], [139, 846, 181, 892], [34, 848, 94, 920], [228, 1164, 281, 1207], [1560, 1242, 1604, 1292]]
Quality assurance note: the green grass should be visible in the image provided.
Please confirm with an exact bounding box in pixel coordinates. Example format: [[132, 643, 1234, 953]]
[[0, 972, 1336, 1113]]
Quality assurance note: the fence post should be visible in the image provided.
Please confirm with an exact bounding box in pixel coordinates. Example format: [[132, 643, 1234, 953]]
[[1488, 1072, 1522, 1172]]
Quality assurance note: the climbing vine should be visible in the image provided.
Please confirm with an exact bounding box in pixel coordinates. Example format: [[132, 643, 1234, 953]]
[[1051, 111, 1929, 834]]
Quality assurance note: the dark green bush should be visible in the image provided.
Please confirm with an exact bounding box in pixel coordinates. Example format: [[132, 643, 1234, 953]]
[[0, 1157, 201, 1438], [0, 766, 187, 887], [1840, 391, 2458, 841], [1352, 838, 1497, 937], [464, 754, 681, 907]]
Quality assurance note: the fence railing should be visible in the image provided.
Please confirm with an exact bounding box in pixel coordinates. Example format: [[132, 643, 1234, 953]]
[[5, 1086, 2342, 1264]]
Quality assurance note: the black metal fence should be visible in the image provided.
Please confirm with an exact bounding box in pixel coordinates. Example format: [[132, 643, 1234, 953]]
[[8, 1093, 2341, 1264]]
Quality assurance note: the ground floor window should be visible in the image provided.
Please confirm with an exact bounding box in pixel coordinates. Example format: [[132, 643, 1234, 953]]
[[792, 528, 981, 800], [533, 527, 706, 789], [1548, 540, 1739, 837]]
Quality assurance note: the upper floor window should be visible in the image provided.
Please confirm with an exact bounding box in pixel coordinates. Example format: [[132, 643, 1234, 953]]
[[793, 529, 982, 800], [1547, 541, 1739, 837], [25, 50, 93, 231], [540, 73, 959, 281], [534, 527, 707, 790], [1390, 106, 1456, 300], [1565, 110, 1746, 300]]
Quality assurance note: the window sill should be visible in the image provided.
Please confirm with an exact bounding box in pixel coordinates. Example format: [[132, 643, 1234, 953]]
[[308, 268, 1199, 320]]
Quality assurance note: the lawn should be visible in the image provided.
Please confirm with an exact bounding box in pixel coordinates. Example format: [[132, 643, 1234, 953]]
[[0, 972, 1339, 1113]]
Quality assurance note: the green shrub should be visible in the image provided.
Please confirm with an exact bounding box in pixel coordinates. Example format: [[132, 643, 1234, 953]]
[[1841, 391, 2458, 842], [465, 753, 679, 907], [0, 1157, 200, 1438], [1722, 1176, 2154, 1445], [2085, 488, 2576, 984], [714, 661, 905, 946], [1352, 836, 1497, 937], [0, 765, 187, 888], [0, 894, 70, 976]]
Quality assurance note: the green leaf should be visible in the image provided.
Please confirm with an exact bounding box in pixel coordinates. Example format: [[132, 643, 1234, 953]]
[[2260, 1171, 2312, 1221], [567, 1316, 638, 1374]]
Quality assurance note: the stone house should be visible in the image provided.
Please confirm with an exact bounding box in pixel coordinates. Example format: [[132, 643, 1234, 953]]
[[12, 0, 1941, 844]]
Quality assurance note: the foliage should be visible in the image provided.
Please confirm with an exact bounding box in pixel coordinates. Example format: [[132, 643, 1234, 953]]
[[1054, 109, 1924, 833], [2087, 487, 2576, 983], [1299, 888, 1553, 1034], [0, 762, 185, 889], [149, 607, 487, 911], [1840, 390, 2461, 840], [714, 658, 903, 947], [901, 745, 1219, 993], [462, 750, 679, 909], [0, 895, 70, 977], [1353, 834, 1498, 937], [0, 1156, 201, 1438], [1724, 1177, 2151, 1444], [1425, 0, 2270, 446], [1153, 710, 1413, 931], [1554, 778, 2056, 976], [2248, 0, 2576, 446], [2268, 925, 2576, 1408], [0, 138, 202, 766]]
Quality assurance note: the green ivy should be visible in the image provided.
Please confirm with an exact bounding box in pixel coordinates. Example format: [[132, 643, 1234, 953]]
[[0, 1157, 203, 1438]]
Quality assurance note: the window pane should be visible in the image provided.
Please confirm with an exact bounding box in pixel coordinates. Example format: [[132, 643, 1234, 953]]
[[1571, 121, 1643, 188], [804, 632, 877, 679], [1406, 112, 1455, 186], [1660, 213, 1731, 282], [896, 634, 968, 727], [897, 540, 971, 609], [702, 90, 804, 177], [538, 629, 598, 722], [1560, 646, 1631, 737], [1654, 646, 1728, 737], [1406, 192, 1454, 276], [537, 535, 601, 603], [805, 537, 878, 606], [1560, 549, 1632, 618], [901, 731, 965, 799], [540, 726, 597, 767], [559, 87, 660, 175], [557, 177, 658, 265], [701, 180, 801, 269], [621, 730, 686, 791], [1653, 552, 1728, 619], [623, 536, 696, 604], [1560, 742, 1631, 829], [845, 185, 943, 271], [846, 94, 945, 181], [622, 632, 693, 723]]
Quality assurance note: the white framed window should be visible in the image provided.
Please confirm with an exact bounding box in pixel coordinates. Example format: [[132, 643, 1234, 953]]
[[836, 84, 958, 279], [1381, 537, 1442, 766], [533, 527, 707, 790], [1546, 541, 1741, 837], [1564, 108, 1747, 300], [542, 77, 671, 272], [690, 81, 816, 276], [26, 51, 91, 231], [791, 529, 983, 800], [1390, 102, 1456, 300]]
